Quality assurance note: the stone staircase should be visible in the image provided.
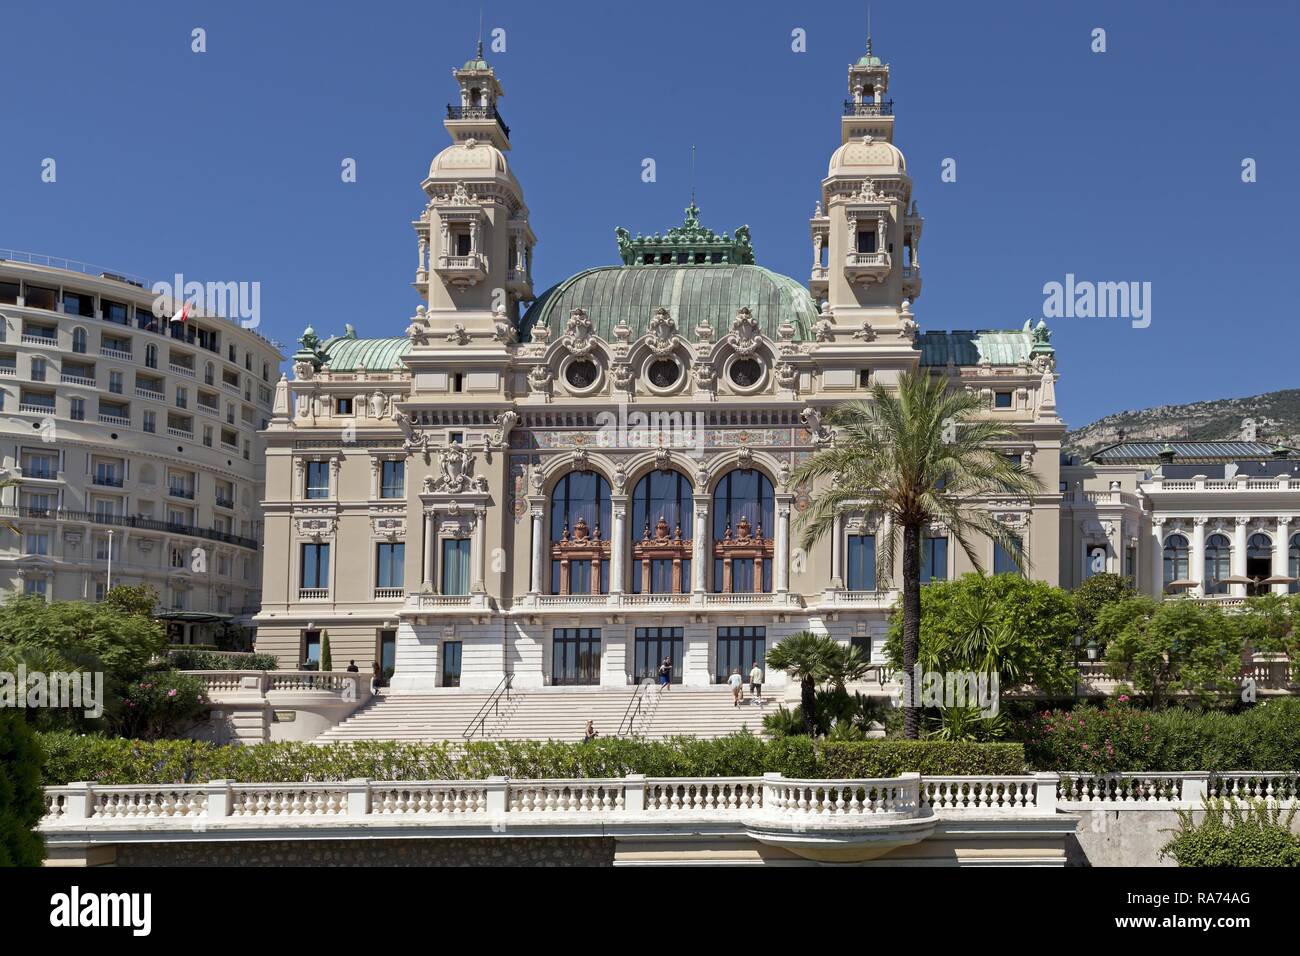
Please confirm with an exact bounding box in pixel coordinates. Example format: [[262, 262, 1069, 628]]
[[313, 684, 772, 743]]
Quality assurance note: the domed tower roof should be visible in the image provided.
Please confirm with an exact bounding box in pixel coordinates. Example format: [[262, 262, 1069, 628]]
[[828, 135, 906, 176], [426, 139, 516, 185], [518, 205, 815, 342]]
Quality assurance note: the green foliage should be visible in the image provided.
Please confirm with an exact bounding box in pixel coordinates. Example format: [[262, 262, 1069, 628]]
[[1072, 572, 1136, 644], [1161, 799, 1300, 867], [117, 672, 210, 741], [762, 688, 889, 740], [0, 711, 45, 866], [1021, 698, 1300, 773], [884, 572, 1079, 699], [1239, 594, 1300, 682], [35, 732, 1024, 786], [1104, 598, 1244, 707], [765, 631, 841, 733], [101, 584, 160, 620], [319, 630, 333, 672], [168, 649, 279, 671]]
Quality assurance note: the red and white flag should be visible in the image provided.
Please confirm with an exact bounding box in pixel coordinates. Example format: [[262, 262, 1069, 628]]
[[170, 300, 192, 324]]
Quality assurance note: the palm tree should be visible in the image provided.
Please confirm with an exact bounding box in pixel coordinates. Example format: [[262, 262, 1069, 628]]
[[792, 371, 1041, 739], [765, 631, 839, 735]]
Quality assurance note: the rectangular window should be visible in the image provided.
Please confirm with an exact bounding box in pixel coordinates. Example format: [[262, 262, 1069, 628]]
[[634, 627, 683, 684], [301, 630, 321, 668], [336, 397, 352, 415], [851, 633, 872, 663], [24, 578, 47, 597], [301, 543, 330, 589], [109, 371, 123, 394], [715, 626, 766, 684], [143, 410, 156, 433], [455, 233, 472, 256], [103, 299, 128, 324], [62, 292, 95, 317], [304, 461, 329, 499], [376, 542, 405, 589], [442, 641, 462, 688], [70, 398, 85, 421], [441, 538, 470, 595], [380, 460, 405, 499], [552, 628, 601, 686], [994, 391, 1013, 409], [846, 534, 876, 590], [24, 531, 50, 556], [920, 535, 949, 583], [856, 230, 877, 254], [378, 630, 397, 682], [30, 357, 46, 382], [993, 537, 1022, 576]]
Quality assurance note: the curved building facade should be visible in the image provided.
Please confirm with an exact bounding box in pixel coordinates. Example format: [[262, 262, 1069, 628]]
[[0, 256, 283, 641]]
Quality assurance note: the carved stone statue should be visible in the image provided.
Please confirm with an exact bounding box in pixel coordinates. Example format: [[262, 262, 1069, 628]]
[[434, 444, 488, 494], [800, 406, 833, 446], [563, 309, 595, 356], [647, 307, 677, 358], [491, 409, 520, 448], [728, 308, 761, 357], [369, 391, 388, 419]]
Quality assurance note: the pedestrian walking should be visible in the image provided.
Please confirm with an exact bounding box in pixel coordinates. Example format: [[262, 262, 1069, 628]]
[[749, 661, 763, 704], [728, 667, 743, 707], [658, 656, 672, 690]]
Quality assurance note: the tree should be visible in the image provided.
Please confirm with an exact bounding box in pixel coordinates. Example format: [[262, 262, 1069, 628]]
[[1105, 598, 1244, 707], [0, 710, 45, 866], [1072, 572, 1136, 644], [793, 372, 1041, 738], [766, 632, 839, 735], [320, 629, 333, 672], [884, 573, 1079, 714], [102, 584, 160, 620]]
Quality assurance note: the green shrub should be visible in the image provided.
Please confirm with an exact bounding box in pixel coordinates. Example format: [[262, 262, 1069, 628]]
[[118, 672, 210, 741], [1021, 698, 1300, 772], [36, 732, 1022, 785], [0, 711, 45, 866], [1161, 799, 1300, 867], [168, 649, 279, 671]]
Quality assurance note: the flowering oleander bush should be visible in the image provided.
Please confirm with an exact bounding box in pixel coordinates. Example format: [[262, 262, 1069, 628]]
[[35, 733, 1025, 786], [117, 672, 209, 741], [1020, 698, 1300, 773]]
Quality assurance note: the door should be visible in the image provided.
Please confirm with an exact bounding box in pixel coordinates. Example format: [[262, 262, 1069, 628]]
[[634, 627, 683, 683], [552, 628, 601, 685], [715, 626, 766, 684]]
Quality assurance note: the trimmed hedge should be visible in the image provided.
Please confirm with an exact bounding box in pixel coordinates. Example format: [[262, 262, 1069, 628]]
[[36, 733, 1025, 786], [0, 712, 46, 866], [1021, 698, 1300, 773], [168, 650, 279, 671]]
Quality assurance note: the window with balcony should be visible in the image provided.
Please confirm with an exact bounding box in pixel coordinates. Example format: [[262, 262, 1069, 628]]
[[103, 299, 128, 324], [304, 461, 330, 499], [630, 469, 693, 594], [93, 460, 123, 487], [301, 543, 330, 591], [376, 542, 405, 591], [24, 284, 57, 311], [712, 469, 774, 593], [61, 291, 94, 318], [168, 471, 196, 499], [20, 389, 56, 413], [22, 322, 57, 344], [21, 451, 57, 480], [550, 471, 611, 595], [135, 302, 159, 331], [440, 539, 470, 595], [21, 492, 53, 514], [380, 460, 405, 499], [0, 281, 18, 305], [846, 534, 876, 590]]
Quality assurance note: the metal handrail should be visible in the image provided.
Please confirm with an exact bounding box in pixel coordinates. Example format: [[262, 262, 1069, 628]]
[[842, 99, 894, 116], [618, 678, 655, 738], [0, 504, 260, 551], [462, 672, 513, 740]]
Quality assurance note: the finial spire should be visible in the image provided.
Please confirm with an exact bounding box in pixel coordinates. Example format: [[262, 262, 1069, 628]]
[[866, 2, 872, 55], [690, 144, 696, 206], [477, 7, 484, 58]]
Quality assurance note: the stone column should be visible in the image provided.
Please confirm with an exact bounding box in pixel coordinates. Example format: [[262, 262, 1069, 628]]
[[610, 497, 627, 596], [774, 496, 792, 596], [1190, 518, 1206, 598], [1277, 517, 1293, 596], [424, 511, 438, 590], [1105, 521, 1120, 575], [471, 507, 486, 593], [530, 507, 545, 595], [1151, 519, 1166, 598], [831, 512, 844, 589], [693, 503, 709, 595], [1232, 517, 1249, 598]]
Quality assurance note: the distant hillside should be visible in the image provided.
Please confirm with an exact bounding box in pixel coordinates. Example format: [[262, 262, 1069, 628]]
[[1064, 389, 1300, 460]]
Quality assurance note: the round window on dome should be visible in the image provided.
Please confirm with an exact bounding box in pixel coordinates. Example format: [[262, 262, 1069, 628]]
[[565, 360, 599, 390], [647, 359, 680, 389], [729, 358, 763, 388]]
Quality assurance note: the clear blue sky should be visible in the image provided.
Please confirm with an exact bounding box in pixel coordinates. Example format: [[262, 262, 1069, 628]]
[[3, 0, 1296, 430]]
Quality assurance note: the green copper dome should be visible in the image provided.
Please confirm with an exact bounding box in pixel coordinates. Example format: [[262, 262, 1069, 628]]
[[519, 264, 817, 344]]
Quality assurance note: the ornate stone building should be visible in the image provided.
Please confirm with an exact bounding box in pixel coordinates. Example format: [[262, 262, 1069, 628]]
[[254, 41, 1068, 689]]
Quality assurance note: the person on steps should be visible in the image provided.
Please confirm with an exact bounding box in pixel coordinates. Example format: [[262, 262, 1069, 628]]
[[749, 661, 764, 704], [728, 667, 744, 707]]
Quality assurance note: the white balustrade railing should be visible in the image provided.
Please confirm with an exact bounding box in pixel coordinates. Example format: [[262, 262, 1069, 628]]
[[40, 773, 1300, 830]]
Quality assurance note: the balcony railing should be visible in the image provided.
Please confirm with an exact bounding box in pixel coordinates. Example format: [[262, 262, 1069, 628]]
[[166, 426, 194, 440], [20, 332, 58, 347], [445, 104, 510, 138], [135, 387, 164, 401], [298, 588, 330, 601], [100, 346, 132, 360], [60, 373, 96, 387], [0, 364, 16, 376], [214, 495, 235, 509], [197, 402, 220, 417], [18, 401, 55, 414], [98, 412, 130, 427], [168, 485, 196, 500], [842, 99, 894, 116], [0, 505, 260, 550], [373, 587, 405, 600], [169, 363, 196, 378], [92, 474, 124, 488]]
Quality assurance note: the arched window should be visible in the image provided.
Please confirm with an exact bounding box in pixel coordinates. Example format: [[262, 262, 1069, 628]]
[[1290, 534, 1300, 595], [712, 469, 774, 593], [71, 327, 87, 354], [204, 362, 214, 386], [1163, 533, 1189, 591], [145, 343, 158, 369], [1247, 533, 1273, 596], [550, 472, 611, 595], [1204, 533, 1232, 595], [262, 361, 270, 382], [630, 470, 693, 594]]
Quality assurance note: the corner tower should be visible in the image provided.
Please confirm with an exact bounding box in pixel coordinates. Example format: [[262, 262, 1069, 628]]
[[412, 43, 536, 339], [811, 38, 924, 344]]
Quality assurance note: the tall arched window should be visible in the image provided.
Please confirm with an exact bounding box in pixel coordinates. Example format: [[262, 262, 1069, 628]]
[[550, 472, 611, 595], [1204, 533, 1232, 595], [145, 344, 158, 369], [204, 362, 215, 386], [1163, 534, 1189, 591], [1247, 533, 1273, 596], [630, 470, 693, 593], [712, 469, 774, 593], [1290, 534, 1300, 595], [71, 327, 87, 354]]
